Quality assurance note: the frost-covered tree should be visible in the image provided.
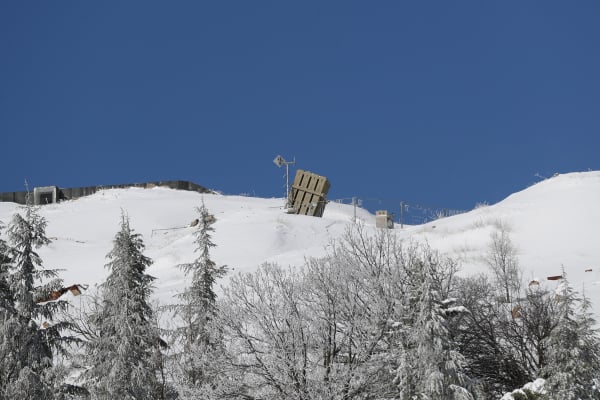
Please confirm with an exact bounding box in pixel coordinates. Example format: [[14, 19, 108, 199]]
[[0, 220, 13, 314], [305, 227, 425, 399], [219, 262, 314, 399], [456, 267, 600, 399], [218, 226, 406, 399], [0, 202, 74, 399], [485, 221, 521, 304], [0, 220, 17, 399], [542, 277, 600, 399], [85, 214, 165, 399], [395, 253, 475, 400], [501, 378, 546, 400], [218, 225, 476, 400], [455, 275, 560, 397], [302, 248, 400, 399], [171, 202, 228, 394]]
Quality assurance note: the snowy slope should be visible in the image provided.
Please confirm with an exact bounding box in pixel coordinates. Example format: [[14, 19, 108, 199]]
[[0, 188, 371, 305], [0, 171, 599, 318], [398, 171, 600, 315]]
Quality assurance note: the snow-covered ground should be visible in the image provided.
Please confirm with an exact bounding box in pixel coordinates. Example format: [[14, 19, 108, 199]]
[[1, 171, 599, 319], [401, 171, 600, 314]]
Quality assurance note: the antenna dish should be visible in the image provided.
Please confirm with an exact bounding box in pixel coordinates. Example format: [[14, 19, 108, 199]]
[[273, 155, 285, 167]]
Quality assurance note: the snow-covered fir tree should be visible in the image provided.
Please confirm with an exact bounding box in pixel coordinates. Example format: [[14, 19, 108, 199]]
[[395, 256, 475, 400], [0, 220, 12, 314], [542, 276, 600, 399], [0, 220, 18, 400], [0, 202, 73, 399], [85, 214, 165, 399], [172, 202, 227, 393]]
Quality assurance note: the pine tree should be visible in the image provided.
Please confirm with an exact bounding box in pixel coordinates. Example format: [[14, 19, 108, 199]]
[[0, 221, 17, 400], [542, 276, 600, 399], [173, 202, 227, 390], [0, 220, 13, 314], [395, 256, 475, 400], [0, 202, 72, 399], [85, 214, 165, 399]]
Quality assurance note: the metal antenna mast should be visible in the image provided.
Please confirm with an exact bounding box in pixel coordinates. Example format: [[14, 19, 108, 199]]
[[273, 155, 296, 207]]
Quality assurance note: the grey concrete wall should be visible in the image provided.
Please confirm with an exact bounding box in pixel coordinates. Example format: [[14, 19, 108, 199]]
[[0, 191, 28, 204]]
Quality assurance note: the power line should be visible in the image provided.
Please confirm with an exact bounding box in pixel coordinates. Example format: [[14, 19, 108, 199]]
[[331, 197, 468, 226]]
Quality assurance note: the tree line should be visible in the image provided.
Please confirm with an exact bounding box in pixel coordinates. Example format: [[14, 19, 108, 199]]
[[1, 201, 599, 399]]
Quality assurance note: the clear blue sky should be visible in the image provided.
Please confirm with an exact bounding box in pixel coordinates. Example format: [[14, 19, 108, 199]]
[[1, 1, 599, 218]]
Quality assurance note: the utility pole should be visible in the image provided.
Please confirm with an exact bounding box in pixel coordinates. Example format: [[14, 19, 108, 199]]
[[400, 201, 405, 229], [273, 155, 296, 207]]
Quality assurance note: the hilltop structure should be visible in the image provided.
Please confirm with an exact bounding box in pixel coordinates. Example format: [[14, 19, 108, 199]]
[[0, 180, 212, 205]]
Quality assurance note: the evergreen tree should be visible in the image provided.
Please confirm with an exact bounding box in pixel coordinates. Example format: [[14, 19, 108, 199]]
[[542, 277, 600, 399], [395, 257, 474, 400], [0, 221, 16, 400], [173, 202, 227, 390], [0, 220, 13, 314], [0, 202, 72, 399], [85, 214, 165, 399]]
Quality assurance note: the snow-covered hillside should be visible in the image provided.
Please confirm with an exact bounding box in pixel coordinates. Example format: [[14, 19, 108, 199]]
[[0, 171, 599, 319], [401, 171, 600, 313], [0, 188, 371, 306]]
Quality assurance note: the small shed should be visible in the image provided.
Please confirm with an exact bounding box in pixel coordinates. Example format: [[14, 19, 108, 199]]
[[34, 186, 59, 205], [376, 210, 394, 229]]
